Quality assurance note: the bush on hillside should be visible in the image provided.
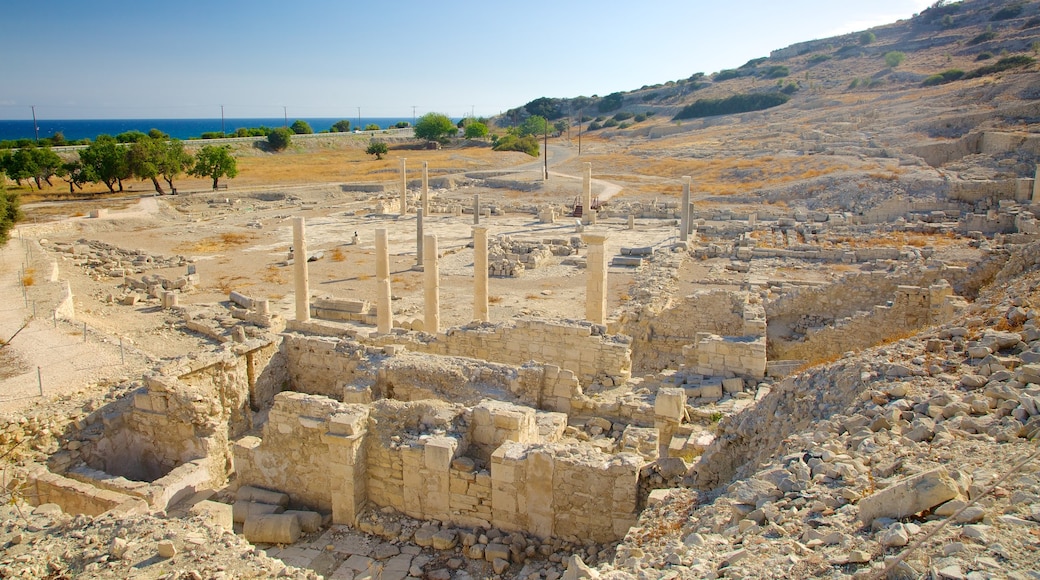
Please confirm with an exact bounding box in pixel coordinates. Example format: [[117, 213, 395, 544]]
[[612, 111, 633, 121], [976, 51, 994, 60], [673, 92, 790, 120], [963, 54, 1036, 78], [859, 31, 876, 45], [807, 54, 832, 65], [1023, 16, 1040, 29], [991, 4, 1024, 21], [967, 30, 998, 46], [740, 57, 768, 69], [597, 92, 624, 113], [885, 51, 907, 67], [633, 114, 647, 123], [921, 69, 965, 86], [763, 65, 790, 78], [714, 69, 743, 81]]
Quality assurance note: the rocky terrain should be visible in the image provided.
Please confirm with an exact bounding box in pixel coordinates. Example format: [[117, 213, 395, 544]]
[[2, 0, 1040, 579]]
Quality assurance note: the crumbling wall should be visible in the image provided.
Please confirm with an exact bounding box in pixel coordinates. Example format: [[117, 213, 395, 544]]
[[770, 282, 966, 362], [683, 334, 767, 380], [385, 319, 632, 388], [282, 335, 588, 414], [233, 392, 345, 511], [490, 442, 641, 543], [619, 290, 760, 374], [232, 394, 643, 541], [83, 343, 271, 487], [8, 464, 148, 516]]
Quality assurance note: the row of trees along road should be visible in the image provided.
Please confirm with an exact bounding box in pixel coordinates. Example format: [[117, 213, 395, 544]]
[[0, 135, 238, 194]]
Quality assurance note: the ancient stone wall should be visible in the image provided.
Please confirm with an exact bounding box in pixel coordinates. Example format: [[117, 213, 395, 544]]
[[770, 282, 966, 362], [683, 334, 767, 380], [80, 342, 279, 489], [232, 394, 643, 541], [619, 290, 759, 374], [10, 464, 148, 517], [396, 319, 632, 388]]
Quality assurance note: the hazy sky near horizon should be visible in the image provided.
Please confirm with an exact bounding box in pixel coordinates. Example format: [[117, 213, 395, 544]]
[[0, 0, 933, 120]]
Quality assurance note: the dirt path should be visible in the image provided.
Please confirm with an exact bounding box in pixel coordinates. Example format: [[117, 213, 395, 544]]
[[0, 232, 152, 414]]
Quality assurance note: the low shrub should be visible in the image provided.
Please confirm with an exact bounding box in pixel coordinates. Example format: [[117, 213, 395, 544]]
[[714, 69, 744, 81], [672, 92, 790, 120], [612, 111, 633, 121], [587, 122, 602, 131], [884, 51, 906, 68], [492, 134, 538, 156], [763, 65, 790, 78], [921, 69, 965, 86], [991, 4, 1024, 21], [964, 54, 1036, 78], [807, 54, 832, 65], [633, 114, 647, 122], [976, 51, 994, 61], [967, 30, 998, 46]]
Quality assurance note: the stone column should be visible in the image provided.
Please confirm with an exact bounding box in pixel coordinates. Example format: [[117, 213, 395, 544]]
[[415, 208, 424, 269], [399, 158, 408, 215], [421, 161, 430, 216], [473, 226, 489, 322], [293, 217, 310, 322], [680, 176, 691, 242], [583, 233, 608, 324], [423, 234, 440, 333], [748, 212, 757, 227], [627, 214, 635, 230], [1033, 166, 1040, 205], [582, 163, 592, 225], [473, 194, 480, 225], [375, 228, 392, 334]]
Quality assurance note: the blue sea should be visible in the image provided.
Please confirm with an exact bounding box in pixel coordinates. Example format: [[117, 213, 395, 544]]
[[0, 117, 426, 142]]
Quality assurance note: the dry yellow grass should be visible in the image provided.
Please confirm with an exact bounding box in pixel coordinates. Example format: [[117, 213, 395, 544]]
[[330, 248, 345, 262], [175, 232, 258, 254], [21, 268, 35, 287]]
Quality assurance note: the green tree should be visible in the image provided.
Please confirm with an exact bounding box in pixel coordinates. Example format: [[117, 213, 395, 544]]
[[148, 128, 170, 139], [0, 184, 21, 244], [366, 141, 389, 159], [191, 145, 238, 190], [364, 123, 380, 131], [518, 115, 550, 137], [127, 136, 167, 193], [79, 135, 130, 193], [59, 160, 89, 194], [884, 51, 906, 68], [1, 149, 37, 188], [553, 120, 569, 135], [330, 120, 352, 132], [859, 31, 876, 45], [290, 120, 313, 134], [268, 128, 293, 151], [28, 146, 64, 189], [157, 139, 194, 193], [463, 121, 489, 139], [413, 112, 456, 143]]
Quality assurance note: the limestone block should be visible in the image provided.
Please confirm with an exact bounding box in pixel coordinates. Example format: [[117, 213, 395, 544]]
[[484, 543, 510, 563], [284, 509, 323, 533], [243, 513, 301, 545], [654, 388, 687, 421], [857, 468, 960, 523], [722, 377, 744, 394], [232, 500, 285, 523], [237, 486, 290, 507]]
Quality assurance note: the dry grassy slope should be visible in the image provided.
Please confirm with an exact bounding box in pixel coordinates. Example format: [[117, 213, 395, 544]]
[[523, 0, 1040, 210]]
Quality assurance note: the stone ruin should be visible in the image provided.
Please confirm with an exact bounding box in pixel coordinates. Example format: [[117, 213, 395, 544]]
[[10, 157, 1040, 576]]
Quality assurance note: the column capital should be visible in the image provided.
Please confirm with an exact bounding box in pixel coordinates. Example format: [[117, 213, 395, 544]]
[[581, 233, 607, 245]]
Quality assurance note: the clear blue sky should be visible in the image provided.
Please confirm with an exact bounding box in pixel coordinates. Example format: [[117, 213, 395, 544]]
[[0, 0, 932, 120]]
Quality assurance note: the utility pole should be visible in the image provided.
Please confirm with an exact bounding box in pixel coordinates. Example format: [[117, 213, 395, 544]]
[[31, 105, 39, 143], [357, 107, 362, 131], [578, 107, 583, 156], [220, 105, 225, 135], [543, 122, 549, 181], [283, 106, 287, 128], [412, 105, 416, 127]]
